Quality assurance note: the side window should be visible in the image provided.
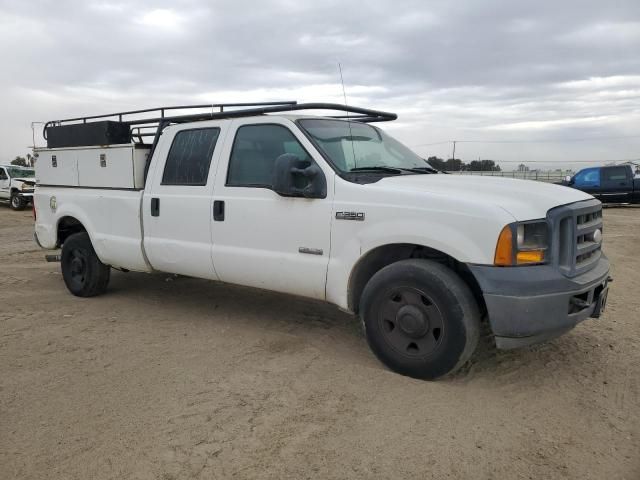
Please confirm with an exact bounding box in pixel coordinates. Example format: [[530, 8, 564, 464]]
[[161, 128, 220, 186], [602, 166, 628, 182], [227, 124, 311, 187], [574, 168, 600, 187], [0, 168, 6, 180]]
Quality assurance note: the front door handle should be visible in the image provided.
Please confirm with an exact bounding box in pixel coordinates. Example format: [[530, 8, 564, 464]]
[[213, 200, 225, 221], [151, 198, 160, 217]]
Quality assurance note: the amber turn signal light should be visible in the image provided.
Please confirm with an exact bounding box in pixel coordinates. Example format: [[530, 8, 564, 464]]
[[516, 250, 545, 264], [494, 225, 513, 266]]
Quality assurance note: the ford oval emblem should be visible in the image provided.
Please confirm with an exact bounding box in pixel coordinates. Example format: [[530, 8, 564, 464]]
[[593, 229, 602, 244]]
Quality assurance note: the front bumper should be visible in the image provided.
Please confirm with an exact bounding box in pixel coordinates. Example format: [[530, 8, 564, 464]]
[[17, 192, 34, 200], [469, 255, 610, 349]]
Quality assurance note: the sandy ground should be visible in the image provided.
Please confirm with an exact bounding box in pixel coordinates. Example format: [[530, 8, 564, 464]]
[[0, 205, 638, 480]]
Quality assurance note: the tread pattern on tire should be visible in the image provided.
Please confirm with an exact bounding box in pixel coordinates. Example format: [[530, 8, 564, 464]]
[[61, 232, 111, 297], [360, 258, 480, 380], [10, 194, 25, 211]]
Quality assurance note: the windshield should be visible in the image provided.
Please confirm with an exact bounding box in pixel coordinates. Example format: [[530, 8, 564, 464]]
[[298, 119, 427, 173], [7, 167, 35, 178]]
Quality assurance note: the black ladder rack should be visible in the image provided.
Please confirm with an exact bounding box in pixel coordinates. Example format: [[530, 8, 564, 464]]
[[42, 101, 398, 144]]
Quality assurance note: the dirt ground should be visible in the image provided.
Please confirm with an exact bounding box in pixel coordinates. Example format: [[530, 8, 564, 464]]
[[0, 205, 638, 480]]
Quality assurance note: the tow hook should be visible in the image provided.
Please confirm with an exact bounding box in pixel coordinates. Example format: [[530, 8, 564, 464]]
[[570, 297, 590, 309]]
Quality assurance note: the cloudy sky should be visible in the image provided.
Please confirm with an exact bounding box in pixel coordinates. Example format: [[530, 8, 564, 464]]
[[1, 0, 639, 169]]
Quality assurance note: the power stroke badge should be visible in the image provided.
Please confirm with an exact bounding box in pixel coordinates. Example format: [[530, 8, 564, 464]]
[[336, 211, 365, 221]]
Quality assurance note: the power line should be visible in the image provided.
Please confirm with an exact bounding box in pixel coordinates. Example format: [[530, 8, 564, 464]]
[[463, 159, 638, 164], [411, 134, 640, 148]]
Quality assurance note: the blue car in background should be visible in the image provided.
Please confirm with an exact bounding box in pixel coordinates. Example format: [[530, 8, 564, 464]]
[[562, 164, 640, 204]]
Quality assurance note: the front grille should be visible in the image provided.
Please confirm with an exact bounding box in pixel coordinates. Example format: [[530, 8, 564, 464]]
[[548, 199, 603, 277], [575, 209, 602, 268]]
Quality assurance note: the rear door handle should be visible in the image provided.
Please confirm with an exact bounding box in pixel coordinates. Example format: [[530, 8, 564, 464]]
[[151, 198, 160, 217], [213, 200, 225, 221]]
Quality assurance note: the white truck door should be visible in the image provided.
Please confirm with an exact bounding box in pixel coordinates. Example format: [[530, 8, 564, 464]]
[[211, 118, 334, 300], [142, 122, 229, 279], [0, 168, 9, 199]]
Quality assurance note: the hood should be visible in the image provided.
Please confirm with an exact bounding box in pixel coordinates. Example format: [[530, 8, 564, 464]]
[[374, 174, 593, 220], [14, 178, 35, 186]]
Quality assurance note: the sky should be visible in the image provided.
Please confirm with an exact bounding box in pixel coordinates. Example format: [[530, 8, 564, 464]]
[[1, 0, 639, 169]]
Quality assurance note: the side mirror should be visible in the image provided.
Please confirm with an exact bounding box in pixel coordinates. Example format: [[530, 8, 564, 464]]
[[272, 154, 327, 199]]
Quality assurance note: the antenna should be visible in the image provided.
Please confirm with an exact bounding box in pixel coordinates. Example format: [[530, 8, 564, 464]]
[[338, 62, 357, 168], [338, 62, 349, 108]]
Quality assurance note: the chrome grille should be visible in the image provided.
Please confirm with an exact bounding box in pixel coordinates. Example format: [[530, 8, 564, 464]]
[[548, 199, 603, 277]]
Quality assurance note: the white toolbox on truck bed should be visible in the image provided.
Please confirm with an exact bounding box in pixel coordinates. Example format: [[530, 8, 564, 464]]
[[35, 144, 150, 189]]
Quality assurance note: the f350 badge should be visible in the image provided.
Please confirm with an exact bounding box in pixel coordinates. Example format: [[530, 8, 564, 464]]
[[335, 211, 365, 221]]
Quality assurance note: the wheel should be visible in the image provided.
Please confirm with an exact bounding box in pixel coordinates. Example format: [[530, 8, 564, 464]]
[[360, 259, 480, 380], [10, 193, 25, 210], [61, 232, 111, 297]]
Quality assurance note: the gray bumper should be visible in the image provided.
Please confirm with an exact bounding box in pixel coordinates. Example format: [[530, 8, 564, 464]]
[[469, 255, 610, 349]]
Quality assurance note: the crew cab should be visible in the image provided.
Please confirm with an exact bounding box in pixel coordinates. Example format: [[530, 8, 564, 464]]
[[562, 164, 640, 204], [0, 165, 35, 210], [33, 102, 611, 379]]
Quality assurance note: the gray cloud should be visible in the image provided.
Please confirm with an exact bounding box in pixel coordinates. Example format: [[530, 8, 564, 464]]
[[1, 0, 639, 167]]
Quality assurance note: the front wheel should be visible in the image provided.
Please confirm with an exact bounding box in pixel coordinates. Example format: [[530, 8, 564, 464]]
[[61, 232, 111, 297], [360, 259, 480, 380], [10, 194, 25, 210]]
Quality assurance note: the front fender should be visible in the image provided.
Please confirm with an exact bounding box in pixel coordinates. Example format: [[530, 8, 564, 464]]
[[325, 210, 513, 311]]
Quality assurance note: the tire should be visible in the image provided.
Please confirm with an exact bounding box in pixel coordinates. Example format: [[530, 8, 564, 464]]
[[61, 232, 111, 297], [360, 259, 480, 380], [10, 193, 25, 210]]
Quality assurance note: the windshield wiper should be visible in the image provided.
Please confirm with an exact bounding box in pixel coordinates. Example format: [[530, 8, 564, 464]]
[[397, 167, 438, 174], [349, 166, 403, 174]]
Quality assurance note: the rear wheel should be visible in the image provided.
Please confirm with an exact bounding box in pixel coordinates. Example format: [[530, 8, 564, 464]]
[[10, 194, 25, 210], [360, 259, 480, 380], [61, 232, 111, 297]]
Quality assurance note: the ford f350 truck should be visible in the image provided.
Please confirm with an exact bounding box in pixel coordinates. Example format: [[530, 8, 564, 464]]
[[33, 102, 611, 379]]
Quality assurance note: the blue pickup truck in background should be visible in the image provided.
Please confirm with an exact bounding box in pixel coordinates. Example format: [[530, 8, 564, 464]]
[[562, 164, 640, 204]]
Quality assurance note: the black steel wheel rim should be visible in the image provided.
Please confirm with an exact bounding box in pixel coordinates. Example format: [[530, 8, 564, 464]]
[[66, 248, 88, 289], [378, 287, 445, 357]]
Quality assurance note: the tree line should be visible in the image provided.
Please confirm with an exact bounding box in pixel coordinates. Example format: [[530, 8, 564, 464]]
[[426, 156, 501, 172], [6, 155, 34, 167]]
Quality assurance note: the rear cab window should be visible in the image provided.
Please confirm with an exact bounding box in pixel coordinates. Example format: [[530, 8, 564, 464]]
[[161, 128, 221, 186], [601, 166, 628, 182]]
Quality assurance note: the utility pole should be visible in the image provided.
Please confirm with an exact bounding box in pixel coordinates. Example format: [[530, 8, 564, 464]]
[[451, 140, 456, 161]]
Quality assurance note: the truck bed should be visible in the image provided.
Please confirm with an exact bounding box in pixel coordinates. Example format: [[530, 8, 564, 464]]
[[34, 186, 150, 272]]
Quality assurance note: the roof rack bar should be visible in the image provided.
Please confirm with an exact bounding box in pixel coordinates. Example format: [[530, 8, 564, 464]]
[[42, 101, 298, 140], [119, 103, 397, 127], [46, 101, 298, 125], [42, 102, 397, 142]]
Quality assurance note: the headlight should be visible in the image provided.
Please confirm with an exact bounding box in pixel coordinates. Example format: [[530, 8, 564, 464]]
[[20, 183, 32, 191], [494, 220, 549, 266]]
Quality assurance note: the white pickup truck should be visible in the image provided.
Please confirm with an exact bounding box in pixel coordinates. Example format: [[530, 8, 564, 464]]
[[0, 165, 35, 210], [33, 102, 611, 379]]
